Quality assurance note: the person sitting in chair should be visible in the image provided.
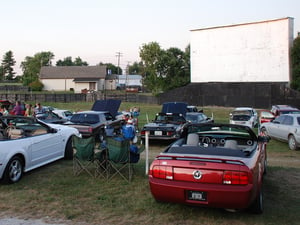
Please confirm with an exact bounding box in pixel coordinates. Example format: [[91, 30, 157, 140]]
[[121, 119, 136, 141]]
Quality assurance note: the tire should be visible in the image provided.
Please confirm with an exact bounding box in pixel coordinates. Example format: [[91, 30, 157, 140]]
[[263, 157, 267, 175], [250, 187, 263, 214], [64, 137, 73, 160], [2, 155, 24, 184], [288, 135, 297, 150]]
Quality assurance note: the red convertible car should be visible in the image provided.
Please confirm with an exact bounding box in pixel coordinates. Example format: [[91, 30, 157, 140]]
[[149, 123, 269, 213]]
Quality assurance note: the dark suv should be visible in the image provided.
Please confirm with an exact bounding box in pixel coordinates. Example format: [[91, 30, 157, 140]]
[[270, 105, 300, 117]]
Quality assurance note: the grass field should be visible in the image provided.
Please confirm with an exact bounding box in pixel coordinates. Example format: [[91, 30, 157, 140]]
[[0, 102, 299, 225]]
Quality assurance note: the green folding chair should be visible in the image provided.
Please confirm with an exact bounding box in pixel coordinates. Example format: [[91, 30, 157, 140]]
[[105, 137, 133, 182], [73, 135, 98, 177], [104, 136, 145, 182]]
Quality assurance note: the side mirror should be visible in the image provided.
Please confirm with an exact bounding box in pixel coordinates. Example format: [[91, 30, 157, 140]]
[[49, 128, 57, 133]]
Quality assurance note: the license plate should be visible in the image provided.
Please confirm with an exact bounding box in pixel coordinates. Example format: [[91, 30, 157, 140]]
[[154, 131, 162, 136], [187, 191, 207, 201]]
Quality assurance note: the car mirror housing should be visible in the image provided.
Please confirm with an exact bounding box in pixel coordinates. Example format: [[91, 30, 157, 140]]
[[49, 128, 57, 133]]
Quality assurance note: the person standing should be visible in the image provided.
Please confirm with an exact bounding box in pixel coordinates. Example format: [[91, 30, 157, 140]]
[[34, 103, 46, 115], [24, 104, 33, 117], [12, 101, 23, 116]]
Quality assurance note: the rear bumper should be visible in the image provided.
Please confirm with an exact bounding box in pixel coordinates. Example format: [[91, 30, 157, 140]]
[[149, 177, 254, 209], [141, 135, 178, 140]]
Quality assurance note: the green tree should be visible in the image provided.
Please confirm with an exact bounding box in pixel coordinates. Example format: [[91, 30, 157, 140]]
[[0, 66, 4, 81], [1, 50, 16, 80], [159, 46, 190, 91], [21, 51, 54, 86], [128, 61, 144, 74], [56, 56, 88, 66], [98, 62, 122, 75], [139, 42, 164, 95], [291, 36, 300, 91], [139, 42, 190, 95], [74, 57, 88, 66], [56, 56, 73, 66]]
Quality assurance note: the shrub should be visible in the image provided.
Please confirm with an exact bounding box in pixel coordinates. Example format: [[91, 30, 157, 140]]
[[29, 80, 44, 91]]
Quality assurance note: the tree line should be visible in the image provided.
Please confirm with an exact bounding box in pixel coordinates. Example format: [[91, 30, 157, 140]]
[[0, 37, 300, 94]]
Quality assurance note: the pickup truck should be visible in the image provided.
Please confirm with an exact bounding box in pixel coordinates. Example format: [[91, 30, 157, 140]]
[[64, 100, 124, 142], [65, 110, 123, 142]]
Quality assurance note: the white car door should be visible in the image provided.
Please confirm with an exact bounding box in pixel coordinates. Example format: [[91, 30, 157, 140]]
[[270, 116, 286, 139], [29, 130, 64, 169], [277, 115, 293, 141]]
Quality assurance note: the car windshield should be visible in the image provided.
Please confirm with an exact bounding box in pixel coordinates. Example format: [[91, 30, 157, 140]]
[[187, 124, 252, 139], [186, 114, 205, 123], [280, 110, 300, 115], [155, 113, 185, 124], [64, 111, 73, 117], [232, 110, 252, 116], [232, 115, 251, 121], [70, 114, 99, 124]]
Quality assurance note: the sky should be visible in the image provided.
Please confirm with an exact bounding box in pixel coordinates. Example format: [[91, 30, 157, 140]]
[[0, 0, 299, 75]]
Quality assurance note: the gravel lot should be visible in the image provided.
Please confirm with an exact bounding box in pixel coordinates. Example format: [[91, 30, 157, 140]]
[[0, 217, 66, 225]]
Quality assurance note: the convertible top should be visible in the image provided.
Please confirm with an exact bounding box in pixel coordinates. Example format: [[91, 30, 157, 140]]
[[166, 146, 249, 158]]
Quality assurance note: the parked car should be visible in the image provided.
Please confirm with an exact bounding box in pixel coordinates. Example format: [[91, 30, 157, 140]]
[[259, 110, 275, 124], [149, 123, 269, 213], [125, 85, 141, 93], [64, 100, 124, 142], [185, 112, 214, 124], [35, 111, 68, 124], [0, 115, 81, 184], [186, 105, 203, 113], [141, 112, 187, 141], [53, 109, 73, 121], [141, 102, 188, 141], [0, 100, 13, 110], [270, 105, 300, 117], [229, 107, 258, 128], [260, 114, 300, 150]]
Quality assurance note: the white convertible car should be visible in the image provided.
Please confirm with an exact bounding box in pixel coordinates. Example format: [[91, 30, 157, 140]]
[[0, 115, 81, 184]]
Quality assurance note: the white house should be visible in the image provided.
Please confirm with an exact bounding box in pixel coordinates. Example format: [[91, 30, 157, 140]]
[[40, 66, 111, 93]]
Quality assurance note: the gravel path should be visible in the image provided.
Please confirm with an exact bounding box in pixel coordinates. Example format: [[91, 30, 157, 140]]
[[0, 217, 66, 225]]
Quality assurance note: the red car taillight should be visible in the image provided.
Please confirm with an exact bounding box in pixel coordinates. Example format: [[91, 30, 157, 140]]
[[166, 131, 174, 136], [223, 171, 249, 185], [152, 165, 173, 180], [140, 130, 145, 135]]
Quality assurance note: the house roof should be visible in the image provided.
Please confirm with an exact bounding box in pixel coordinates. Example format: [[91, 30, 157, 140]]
[[40, 66, 107, 79]]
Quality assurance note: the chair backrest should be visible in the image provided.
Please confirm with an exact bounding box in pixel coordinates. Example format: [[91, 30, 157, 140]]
[[8, 128, 24, 139], [107, 137, 130, 163], [122, 125, 135, 140], [73, 136, 95, 160], [186, 133, 199, 146], [224, 140, 238, 149]]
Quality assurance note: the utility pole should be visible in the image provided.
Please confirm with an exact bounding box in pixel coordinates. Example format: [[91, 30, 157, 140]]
[[115, 52, 123, 75]]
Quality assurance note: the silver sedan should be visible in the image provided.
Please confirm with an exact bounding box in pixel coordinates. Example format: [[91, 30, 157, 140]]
[[260, 114, 300, 150]]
